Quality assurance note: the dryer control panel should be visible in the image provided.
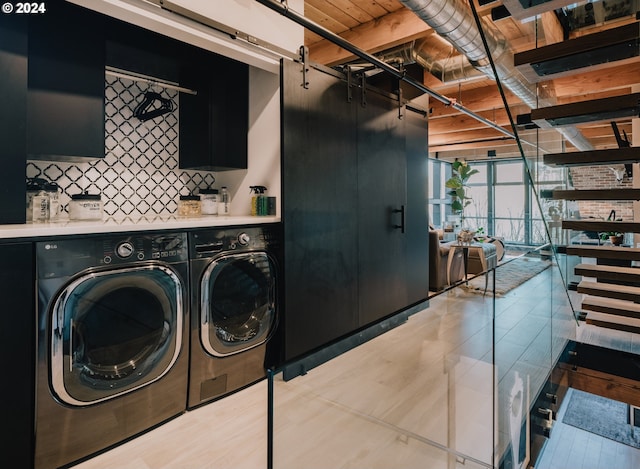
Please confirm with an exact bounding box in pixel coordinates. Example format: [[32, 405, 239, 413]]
[[189, 225, 281, 260]]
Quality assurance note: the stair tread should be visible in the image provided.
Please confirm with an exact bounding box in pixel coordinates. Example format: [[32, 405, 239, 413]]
[[575, 263, 640, 278], [582, 296, 640, 317], [543, 147, 640, 167], [577, 280, 640, 301], [566, 245, 640, 260], [531, 92, 640, 126], [583, 311, 640, 334], [552, 189, 640, 200], [562, 220, 640, 233], [578, 280, 640, 293]]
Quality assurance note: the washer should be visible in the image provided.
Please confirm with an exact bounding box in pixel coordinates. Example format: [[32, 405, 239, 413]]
[[35, 232, 189, 469], [188, 225, 280, 408]]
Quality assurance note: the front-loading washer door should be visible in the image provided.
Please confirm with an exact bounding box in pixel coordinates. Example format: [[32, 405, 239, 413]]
[[201, 251, 276, 357], [49, 263, 184, 406]]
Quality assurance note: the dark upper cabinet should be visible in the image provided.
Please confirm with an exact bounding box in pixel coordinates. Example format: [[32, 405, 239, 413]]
[[105, 18, 185, 84], [27, 2, 105, 160], [0, 14, 27, 224], [179, 54, 249, 171], [105, 18, 248, 171]]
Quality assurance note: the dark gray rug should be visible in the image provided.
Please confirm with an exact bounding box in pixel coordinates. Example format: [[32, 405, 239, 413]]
[[562, 389, 640, 448]]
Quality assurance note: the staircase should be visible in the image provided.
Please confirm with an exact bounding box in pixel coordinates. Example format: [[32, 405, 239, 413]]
[[546, 147, 640, 334]]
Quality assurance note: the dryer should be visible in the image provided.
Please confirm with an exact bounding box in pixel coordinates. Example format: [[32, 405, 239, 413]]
[[188, 225, 280, 408], [35, 232, 189, 469]]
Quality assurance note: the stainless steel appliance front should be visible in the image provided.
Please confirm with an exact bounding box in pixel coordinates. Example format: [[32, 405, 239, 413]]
[[188, 225, 280, 408], [35, 233, 189, 469]]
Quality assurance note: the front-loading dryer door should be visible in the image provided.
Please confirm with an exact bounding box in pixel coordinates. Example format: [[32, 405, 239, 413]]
[[201, 251, 276, 356], [49, 263, 184, 406]]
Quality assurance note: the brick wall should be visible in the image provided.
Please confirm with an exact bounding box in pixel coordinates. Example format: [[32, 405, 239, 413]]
[[569, 164, 632, 220]]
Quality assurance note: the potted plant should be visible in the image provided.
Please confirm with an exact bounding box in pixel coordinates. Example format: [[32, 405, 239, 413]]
[[600, 231, 624, 246], [445, 160, 478, 237]]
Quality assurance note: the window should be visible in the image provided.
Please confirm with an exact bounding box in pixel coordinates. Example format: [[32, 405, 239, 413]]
[[427, 159, 450, 228], [429, 158, 562, 246]]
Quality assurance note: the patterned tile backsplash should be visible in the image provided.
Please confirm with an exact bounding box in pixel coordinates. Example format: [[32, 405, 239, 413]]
[[27, 75, 217, 219]]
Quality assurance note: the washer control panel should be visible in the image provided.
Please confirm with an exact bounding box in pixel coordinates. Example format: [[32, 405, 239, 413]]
[[102, 233, 187, 265], [237, 232, 250, 246], [36, 232, 189, 278]]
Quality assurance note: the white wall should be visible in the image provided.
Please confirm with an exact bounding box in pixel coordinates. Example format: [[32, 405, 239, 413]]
[[216, 66, 282, 216], [170, 0, 304, 54]]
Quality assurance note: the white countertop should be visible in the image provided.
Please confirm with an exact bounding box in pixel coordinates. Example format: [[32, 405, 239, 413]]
[[0, 214, 281, 240]]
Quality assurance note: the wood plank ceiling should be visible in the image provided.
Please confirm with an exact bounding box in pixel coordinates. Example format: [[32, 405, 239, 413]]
[[302, 0, 640, 161]]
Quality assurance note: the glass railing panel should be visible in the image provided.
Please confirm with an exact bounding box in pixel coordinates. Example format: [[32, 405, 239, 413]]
[[490, 244, 553, 468], [270, 289, 497, 469]]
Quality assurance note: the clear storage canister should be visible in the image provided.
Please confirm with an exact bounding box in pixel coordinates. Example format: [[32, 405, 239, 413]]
[[178, 194, 201, 217], [199, 188, 219, 215], [44, 182, 61, 221], [69, 192, 103, 220]]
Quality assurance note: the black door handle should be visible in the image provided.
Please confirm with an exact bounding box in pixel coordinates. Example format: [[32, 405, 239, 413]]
[[393, 205, 405, 233]]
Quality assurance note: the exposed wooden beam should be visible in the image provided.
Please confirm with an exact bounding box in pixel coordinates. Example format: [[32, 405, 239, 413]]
[[429, 105, 529, 134], [563, 364, 640, 409], [429, 85, 520, 118], [539, 10, 564, 45], [308, 8, 432, 66], [549, 61, 640, 98]]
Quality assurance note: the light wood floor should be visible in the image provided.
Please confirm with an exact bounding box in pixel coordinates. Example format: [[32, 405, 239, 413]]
[[71, 258, 638, 469]]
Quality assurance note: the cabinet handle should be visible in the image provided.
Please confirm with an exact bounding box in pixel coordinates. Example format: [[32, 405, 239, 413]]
[[393, 205, 405, 233]]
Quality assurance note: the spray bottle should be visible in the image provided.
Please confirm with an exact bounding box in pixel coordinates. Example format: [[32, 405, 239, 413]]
[[250, 186, 267, 216]]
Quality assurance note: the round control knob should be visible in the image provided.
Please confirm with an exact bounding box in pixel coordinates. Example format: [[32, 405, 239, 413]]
[[116, 241, 134, 259], [237, 232, 250, 246]]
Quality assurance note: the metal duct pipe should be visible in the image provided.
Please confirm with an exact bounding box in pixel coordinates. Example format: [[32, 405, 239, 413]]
[[399, 0, 594, 151], [373, 39, 485, 83]]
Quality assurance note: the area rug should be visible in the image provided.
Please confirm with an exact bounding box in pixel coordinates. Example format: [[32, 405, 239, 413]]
[[562, 389, 640, 448], [464, 256, 551, 296]]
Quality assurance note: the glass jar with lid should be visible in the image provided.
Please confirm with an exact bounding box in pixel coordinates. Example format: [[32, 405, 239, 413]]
[[178, 194, 201, 217], [69, 192, 103, 221], [199, 188, 219, 215], [44, 182, 61, 221]]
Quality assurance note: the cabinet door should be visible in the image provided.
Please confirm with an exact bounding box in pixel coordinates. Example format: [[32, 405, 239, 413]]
[[281, 60, 359, 361], [27, 2, 105, 160], [179, 53, 248, 171], [358, 94, 429, 326], [0, 14, 27, 224], [403, 103, 430, 306], [357, 91, 408, 325], [0, 242, 35, 466]]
